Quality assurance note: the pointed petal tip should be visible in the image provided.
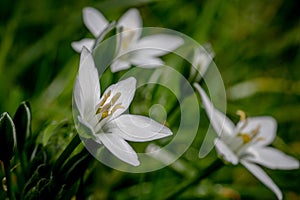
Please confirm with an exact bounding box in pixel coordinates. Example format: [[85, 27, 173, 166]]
[[71, 39, 95, 53], [125, 76, 137, 85], [131, 159, 140, 166], [193, 82, 201, 91], [83, 6, 96, 13]]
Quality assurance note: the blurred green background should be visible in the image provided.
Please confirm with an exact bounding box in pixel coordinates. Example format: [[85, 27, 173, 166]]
[[1, 0, 299, 199]]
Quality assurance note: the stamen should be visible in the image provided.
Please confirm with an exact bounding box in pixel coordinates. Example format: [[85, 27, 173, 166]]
[[110, 92, 121, 106], [111, 103, 124, 114], [236, 110, 248, 132], [101, 111, 109, 119], [99, 90, 111, 107], [251, 125, 260, 136], [238, 133, 252, 144], [255, 137, 265, 142], [96, 103, 111, 114], [236, 110, 246, 121]]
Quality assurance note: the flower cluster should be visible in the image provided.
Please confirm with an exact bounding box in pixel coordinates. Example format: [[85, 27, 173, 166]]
[[1, 4, 298, 200], [70, 6, 299, 200]]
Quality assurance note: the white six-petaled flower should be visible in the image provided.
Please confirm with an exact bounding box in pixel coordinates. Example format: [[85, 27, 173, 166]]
[[73, 47, 173, 166], [71, 7, 183, 72], [194, 83, 299, 200]]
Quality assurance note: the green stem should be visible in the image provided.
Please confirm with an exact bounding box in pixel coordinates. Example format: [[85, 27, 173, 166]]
[[52, 134, 81, 174], [168, 73, 205, 119], [4, 161, 15, 200], [161, 159, 224, 200], [167, 96, 182, 118]]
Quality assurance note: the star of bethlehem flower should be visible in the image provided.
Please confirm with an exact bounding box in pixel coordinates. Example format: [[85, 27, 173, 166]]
[[189, 44, 214, 82], [71, 7, 183, 72], [73, 47, 173, 166], [194, 83, 299, 200]]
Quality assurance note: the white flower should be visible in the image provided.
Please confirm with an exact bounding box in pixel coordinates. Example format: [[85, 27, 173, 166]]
[[111, 8, 183, 72], [71, 7, 109, 52], [71, 7, 183, 72], [73, 47, 173, 166], [194, 83, 299, 200], [189, 44, 214, 82]]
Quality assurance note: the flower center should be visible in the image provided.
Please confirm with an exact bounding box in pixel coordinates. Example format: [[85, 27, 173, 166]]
[[121, 27, 136, 50], [236, 110, 264, 144], [96, 90, 124, 120]]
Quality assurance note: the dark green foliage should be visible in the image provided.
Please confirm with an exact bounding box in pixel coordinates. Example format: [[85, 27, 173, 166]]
[[0, 112, 16, 162]]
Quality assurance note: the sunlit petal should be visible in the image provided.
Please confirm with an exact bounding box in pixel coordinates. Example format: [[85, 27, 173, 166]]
[[100, 77, 136, 120], [106, 114, 172, 142], [110, 60, 131, 72], [97, 133, 139, 166], [83, 7, 109, 37], [75, 48, 100, 118], [215, 138, 238, 165], [237, 116, 276, 146], [136, 34, 183, 57], [194, 83, 235, 137], [244, 146, 299, 170], [130, 54, 164, 68], [118, 8, 142, 41], [241, 160, 282, 200], [71, 39, 95, 53]]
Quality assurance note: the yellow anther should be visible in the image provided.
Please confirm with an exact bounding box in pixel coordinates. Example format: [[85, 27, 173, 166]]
[[236, 110, 246, 121], [96, 103, 111, 114], [251, 125, 261, 137], [99, 90, 111, 107], [101, 111, 109, 119], [240, 133, 251, 143], [255, 137, 265, 142], [111, 103, 124, 114], [110, 92, 121, 106]]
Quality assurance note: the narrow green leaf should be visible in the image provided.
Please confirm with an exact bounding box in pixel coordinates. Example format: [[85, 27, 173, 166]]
[[0, 112, 16, 162], [13, 101, 32, 152], [58, 148, 92, 185]]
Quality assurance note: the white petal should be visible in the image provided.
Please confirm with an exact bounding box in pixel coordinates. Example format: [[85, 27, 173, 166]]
[[71, 39, 95, 53], [77, 116, 96, 139], [194, 83, 235, 137], [96, 133, 139, 166], [105, 114, 173, 142], [135, 34, 183, 56], [77, 48, 100, 116], [73, 77, 84, 117], [110, 59, 131, 72], [100, 77, 136, 119], [83, 7, 108, 37], [244, 146, 299, 170], [190, 46, 214, 80], [238, 116, 276, 146], [118, 8, 142, 29], [241, 160, 282, 200], [118, 8, 142, 40], [215, 138, 239, 165], [130, 54, 164, 68]]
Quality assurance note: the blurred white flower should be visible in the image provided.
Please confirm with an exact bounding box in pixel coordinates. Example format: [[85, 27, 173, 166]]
[[190, 44, 214, 82], [73, 47, 173, 166], [194, 83, 299, 200], [111, 8, 183, 72], [71, 7, 109, 52], [71, 7, 183, 72]]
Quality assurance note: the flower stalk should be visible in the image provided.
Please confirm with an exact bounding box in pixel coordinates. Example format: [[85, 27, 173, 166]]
[[4, 161, 16, 200]]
